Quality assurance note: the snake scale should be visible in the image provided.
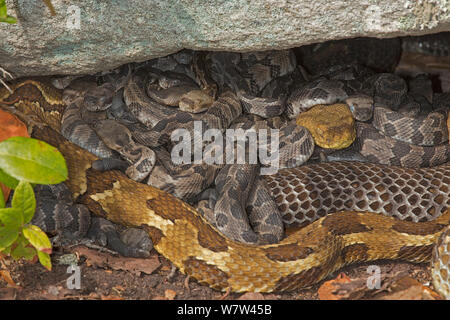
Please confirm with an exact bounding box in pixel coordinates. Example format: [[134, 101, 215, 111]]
[[1, 78, 449, 296], [20, 125, 450, 293], [1, 36, 450, 296]]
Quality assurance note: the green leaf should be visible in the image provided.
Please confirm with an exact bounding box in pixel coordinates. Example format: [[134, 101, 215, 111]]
[[22, 225, 52, 253], [1, 243, 12, 255], [0, 1, 7, 18], [0, 137, 68, 185], [12, 181, 35, 224], [37, 251, 52, 270], [0, 207, 22, 229], [0, 168, 19, 189], [0, 188, 4, 209], [11, 235, 37, 261], [0, 15, 17, 24], [0, 226, 19, 250], [12, 245, 36, 261]]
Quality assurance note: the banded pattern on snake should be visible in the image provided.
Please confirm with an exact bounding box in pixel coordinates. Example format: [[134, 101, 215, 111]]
[[22, 126, 450, 294], [1, 35, 449, 297]]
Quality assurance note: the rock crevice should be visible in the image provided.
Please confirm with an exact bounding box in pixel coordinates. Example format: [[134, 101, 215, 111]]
[[0, 0, 449, 77]]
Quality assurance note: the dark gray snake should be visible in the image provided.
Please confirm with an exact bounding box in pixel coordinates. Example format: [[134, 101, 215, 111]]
[[54, 38, 449, 247], [30, 184, 152, 258], [286, 70, 449, 168]]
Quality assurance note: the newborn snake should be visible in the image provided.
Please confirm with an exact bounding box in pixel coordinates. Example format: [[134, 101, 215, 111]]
[[1, 79, 449, 297]]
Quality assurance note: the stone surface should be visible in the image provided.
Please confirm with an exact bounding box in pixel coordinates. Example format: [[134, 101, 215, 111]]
[[0, 0, 449, 77]]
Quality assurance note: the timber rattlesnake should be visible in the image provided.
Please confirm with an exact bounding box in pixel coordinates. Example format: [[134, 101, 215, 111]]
[[0, 36, 449, 297]]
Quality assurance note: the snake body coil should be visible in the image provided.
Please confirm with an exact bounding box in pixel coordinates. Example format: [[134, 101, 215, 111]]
[[1, 51, 449, 295], [26, 126, 450, 293]]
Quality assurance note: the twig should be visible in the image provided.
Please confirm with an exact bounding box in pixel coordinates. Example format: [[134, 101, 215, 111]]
[[67, 241, 120, 256], [0, 66, 14, 94], [184, 275, 191, 295], [219, 287, 231, 300], [0, 79, 12, 94], [0, 66, 13, 80], [166, 263, 178, 281]]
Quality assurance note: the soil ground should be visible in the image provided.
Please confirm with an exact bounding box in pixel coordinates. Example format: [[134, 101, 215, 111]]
[[0, 245, 440, 300]]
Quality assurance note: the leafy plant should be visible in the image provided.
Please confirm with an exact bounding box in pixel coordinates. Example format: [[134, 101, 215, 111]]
[[0, 0, 55, 24], [0, 136, 68, 270], [0, 0, 17, 24], [0, 0, 62, 271]]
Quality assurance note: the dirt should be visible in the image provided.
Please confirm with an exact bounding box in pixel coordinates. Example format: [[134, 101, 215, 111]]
[[0, 244, 439, 300]]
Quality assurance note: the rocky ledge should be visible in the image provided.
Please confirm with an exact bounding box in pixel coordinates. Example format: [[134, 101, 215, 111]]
[[0, 0, 449, 77]]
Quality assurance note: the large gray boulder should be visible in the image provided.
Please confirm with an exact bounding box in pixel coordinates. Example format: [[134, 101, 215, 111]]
[[1, 0, 449, 77]]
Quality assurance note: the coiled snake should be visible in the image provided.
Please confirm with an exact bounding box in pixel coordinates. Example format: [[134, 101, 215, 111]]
[[1, 41, 450, 297], [0, 76, 449, 297]]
